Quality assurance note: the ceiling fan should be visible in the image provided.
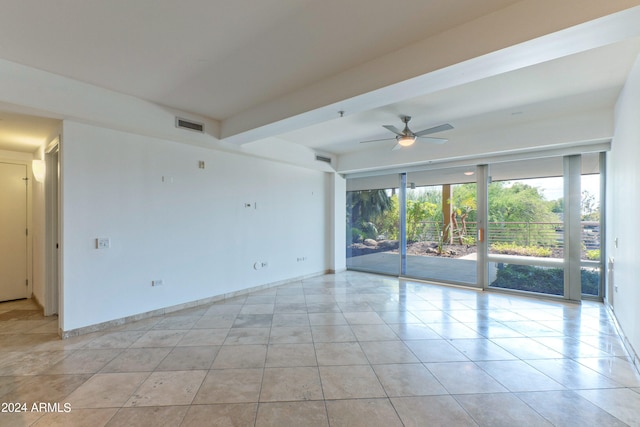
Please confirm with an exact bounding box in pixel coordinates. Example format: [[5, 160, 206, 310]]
[[360, 115, 453, 150]]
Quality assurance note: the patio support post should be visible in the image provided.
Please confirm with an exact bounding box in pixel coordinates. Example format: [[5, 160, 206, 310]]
[[442, 184, 452, 244]]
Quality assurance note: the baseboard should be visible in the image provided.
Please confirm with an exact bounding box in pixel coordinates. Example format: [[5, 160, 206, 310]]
[[605, 301, 640, 375], [60, 270, 328, 339], [31, 293, 45, 313]]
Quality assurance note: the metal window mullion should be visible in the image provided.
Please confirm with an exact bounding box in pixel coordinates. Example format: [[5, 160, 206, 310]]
[[599, 152, 606, 299], [399, 173, 407, 275], [477, 165, 489, 289]]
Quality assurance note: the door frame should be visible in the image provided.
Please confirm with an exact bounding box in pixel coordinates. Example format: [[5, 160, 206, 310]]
[[44, 138, 60, 318]]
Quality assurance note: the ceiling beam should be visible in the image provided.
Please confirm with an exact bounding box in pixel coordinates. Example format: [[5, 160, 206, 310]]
[[220, 1, 640, 145]]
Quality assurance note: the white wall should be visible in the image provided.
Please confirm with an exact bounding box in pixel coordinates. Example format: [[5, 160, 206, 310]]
[[31, 150, 45, 306], [325, 172, 346, 273], [60, 121, 332, 332], [608, 52, 640, 364]]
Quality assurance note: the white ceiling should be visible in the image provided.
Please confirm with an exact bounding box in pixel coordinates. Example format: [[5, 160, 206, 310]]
[[1, 1, 639, 163], [0, 0, 519, 120], [279, 38, 640, 154]]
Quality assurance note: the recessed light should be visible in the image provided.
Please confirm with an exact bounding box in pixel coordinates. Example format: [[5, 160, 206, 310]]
[[464, 171, 474, 176]]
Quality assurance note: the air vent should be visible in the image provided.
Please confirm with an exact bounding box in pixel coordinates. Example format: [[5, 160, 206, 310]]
[[315, 155, 332, 164], [175, 117, 204, 133]]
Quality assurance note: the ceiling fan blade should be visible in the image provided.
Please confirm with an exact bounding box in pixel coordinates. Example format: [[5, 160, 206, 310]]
[[417, 136, 448, 144], [414, 123, 454, 137], [360, 137, 395, 144], [382, 125, 403, 136], [391, 143, 402, 151]]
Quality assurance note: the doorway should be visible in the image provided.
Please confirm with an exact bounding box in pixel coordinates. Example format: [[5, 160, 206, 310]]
[[0, 161, 28, 302]]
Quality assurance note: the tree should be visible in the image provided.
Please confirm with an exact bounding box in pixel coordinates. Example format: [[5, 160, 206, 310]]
[[451, 184, 477, 222], [406, 198, 439, 242], [488, 181, 560, 246], [347, 189, 391, 225], [346, 189, 392, 241], [581, 190, 599, 221], [488, 182, 558, 223], [376, 194, 399, 240], [549, 198, 563, 214], [450, 184, 477, 244], [408, 187, 442, 240], [351, 181, 562, 247]]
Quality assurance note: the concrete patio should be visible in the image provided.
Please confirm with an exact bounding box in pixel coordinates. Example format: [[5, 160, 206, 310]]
[[347, 252, 493, 286]]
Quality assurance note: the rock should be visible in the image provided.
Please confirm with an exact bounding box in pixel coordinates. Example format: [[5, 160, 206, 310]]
[[378, 240, 399, 250], [363, 239, 378, 247], [425, 247, 438, 254]]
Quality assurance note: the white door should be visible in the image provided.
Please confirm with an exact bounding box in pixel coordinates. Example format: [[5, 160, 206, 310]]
[[0, 162, 28, 301]]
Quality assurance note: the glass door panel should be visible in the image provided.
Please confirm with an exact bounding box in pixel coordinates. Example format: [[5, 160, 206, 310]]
[[580, 173, 602, 297], [404, 177, 478, 286], [488, 176, 565, 296], [346, 186, 399, 275]]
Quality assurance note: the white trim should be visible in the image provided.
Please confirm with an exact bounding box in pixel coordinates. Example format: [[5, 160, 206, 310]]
[[344, 140, 611, 179], [487, 254, 564, 268]]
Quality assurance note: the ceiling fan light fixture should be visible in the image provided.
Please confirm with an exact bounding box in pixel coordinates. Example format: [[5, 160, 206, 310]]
[[397, 135, 416, 147]]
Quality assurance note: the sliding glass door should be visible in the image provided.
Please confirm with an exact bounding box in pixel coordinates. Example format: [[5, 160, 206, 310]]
[[580, 168, 603, 298], [345, 153, 605, 301], [486, 154, 604, 300], [404, 175, 477, 286], [487, 175, 565, 296], [346, 178, 400, 276]]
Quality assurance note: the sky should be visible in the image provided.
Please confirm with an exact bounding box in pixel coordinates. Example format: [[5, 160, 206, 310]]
[[510, 175, 600, 204]]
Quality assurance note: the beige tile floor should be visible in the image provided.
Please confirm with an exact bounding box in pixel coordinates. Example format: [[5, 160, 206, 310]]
[[1, 271, 640, 426]]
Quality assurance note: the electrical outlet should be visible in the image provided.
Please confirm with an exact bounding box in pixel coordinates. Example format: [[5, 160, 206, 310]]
[[96, 238, 110, 249], [152, 280, 163, 286]]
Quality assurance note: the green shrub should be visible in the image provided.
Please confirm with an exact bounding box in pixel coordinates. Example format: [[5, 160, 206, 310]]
[[359, 221, 378, 240], [491, 264, 563, 295], [586, 249, 600, 261], [461, 235, 476, 246], [350, 227, 364, 243], [491, 264, 600, 296], [490, 242, 552, 257], [581, 269, 600, 295]]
